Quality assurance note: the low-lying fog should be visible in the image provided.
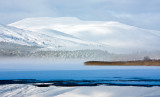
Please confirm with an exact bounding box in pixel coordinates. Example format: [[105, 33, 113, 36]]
[[0, 58, 160, 71]]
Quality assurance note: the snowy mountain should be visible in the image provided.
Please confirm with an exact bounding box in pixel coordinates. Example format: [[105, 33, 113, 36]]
[[0, 24, 41, 46], [0, 24, 106, 51], [1, 17, 160, 53]]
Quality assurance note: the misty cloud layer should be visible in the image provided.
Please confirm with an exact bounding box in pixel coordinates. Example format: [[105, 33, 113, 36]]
[[0, 0, 160, 30]]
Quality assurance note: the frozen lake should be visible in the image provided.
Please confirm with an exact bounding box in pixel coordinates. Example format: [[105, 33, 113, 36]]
[[0, 69, 160, 86], [0, 59, 160, 86]]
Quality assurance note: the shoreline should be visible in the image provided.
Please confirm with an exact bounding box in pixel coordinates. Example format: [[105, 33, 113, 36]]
[[85, 60, 160, 66], [0, 79, 160, 87]]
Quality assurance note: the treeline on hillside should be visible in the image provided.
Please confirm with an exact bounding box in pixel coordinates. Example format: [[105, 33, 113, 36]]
[[0, 42, 112, 60], [0, 42, 39, 57]]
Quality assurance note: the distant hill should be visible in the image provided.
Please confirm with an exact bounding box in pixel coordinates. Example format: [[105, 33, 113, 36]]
[[0, 17, 160, 60], [8, 17, 160, 53]]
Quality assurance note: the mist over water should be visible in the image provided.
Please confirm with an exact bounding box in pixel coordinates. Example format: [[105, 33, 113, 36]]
[[0, 58, 160, 71]]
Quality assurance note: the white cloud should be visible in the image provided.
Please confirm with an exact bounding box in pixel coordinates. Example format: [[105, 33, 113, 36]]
[[0, 0, 160, 30]]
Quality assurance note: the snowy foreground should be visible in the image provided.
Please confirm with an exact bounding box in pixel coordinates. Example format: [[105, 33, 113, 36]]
[[0, 84, 160, 97]]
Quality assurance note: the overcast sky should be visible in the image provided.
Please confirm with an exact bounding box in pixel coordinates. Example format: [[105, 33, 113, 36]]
[[0, 0, 160, 30]]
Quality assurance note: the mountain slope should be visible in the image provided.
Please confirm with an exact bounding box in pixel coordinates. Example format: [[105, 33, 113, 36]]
[[0, 24, 41, 46], [0, 24, 107, 51], [8, 17, 160, 53]]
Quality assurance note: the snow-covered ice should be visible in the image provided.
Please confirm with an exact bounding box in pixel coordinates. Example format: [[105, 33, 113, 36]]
[[0, 84, 160, 97]]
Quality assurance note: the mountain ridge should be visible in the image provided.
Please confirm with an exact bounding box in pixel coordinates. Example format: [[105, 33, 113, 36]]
[[0, 17, 160, 53]]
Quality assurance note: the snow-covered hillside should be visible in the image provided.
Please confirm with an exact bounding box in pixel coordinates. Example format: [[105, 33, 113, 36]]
[[0, 24, 106, 51], [0, 17, 159, 53], [0, 24, 41, 46], [8, 17, 160, 53]]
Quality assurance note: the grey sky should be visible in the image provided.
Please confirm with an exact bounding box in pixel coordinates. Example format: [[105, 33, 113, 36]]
[[0, 0, 160, 30]]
